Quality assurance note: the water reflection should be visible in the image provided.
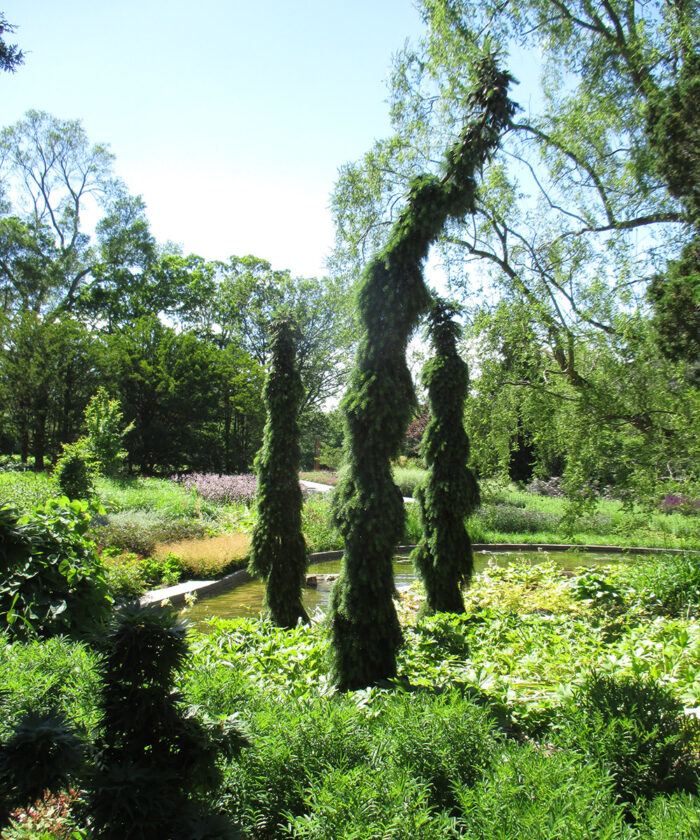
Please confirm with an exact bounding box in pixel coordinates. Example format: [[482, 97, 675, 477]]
[[182, 550, 620, 629]]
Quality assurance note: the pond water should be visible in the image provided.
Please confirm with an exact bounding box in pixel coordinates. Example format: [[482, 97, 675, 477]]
[[182, 549, 622, 629]]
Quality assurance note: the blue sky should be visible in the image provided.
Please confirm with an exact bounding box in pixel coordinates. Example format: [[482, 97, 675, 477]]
[[2, 1, 427, 277]]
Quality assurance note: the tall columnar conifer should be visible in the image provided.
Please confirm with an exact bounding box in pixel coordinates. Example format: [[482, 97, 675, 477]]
[[412, 299, 480, 615], [329, 52, 517, 690], [249, 317, 309, 627]]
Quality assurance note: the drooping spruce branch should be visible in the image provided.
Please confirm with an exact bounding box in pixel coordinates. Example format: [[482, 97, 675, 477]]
[[329, 52, 517, 690], [411, 299, 480, 616], [249, 316, 309, 628]]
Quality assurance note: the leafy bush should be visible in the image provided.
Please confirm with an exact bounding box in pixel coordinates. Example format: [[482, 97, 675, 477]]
[[102, 550, 182, 601], [83, 387, 133, 477], [560, 673, 700, 805], [0, 499, 111, 641], [3, 789, 85, 839], [225, 697, 376, 838], [392, 466, 428, 498], [378, 691, 499, 811], [455, 741, 629, 839], [53, 441, 98, 501], [616, 553, 700, 617], [0, 472, 58, 513], [174, 472, 258, 504], [0, 637, 100, 741], [91, 510, 211, 556], [637, 793, 700, 839], [290, 765, 459, 840]]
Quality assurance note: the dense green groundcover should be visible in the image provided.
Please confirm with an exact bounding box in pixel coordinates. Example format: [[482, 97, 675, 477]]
[[1, 555, 700, 838]]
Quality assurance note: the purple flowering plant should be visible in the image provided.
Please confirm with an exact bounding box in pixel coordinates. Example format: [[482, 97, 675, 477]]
[[172, 472, 258, 504]]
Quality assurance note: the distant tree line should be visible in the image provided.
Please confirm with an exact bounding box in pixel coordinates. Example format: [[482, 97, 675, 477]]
[[0, 112, 352, 474]]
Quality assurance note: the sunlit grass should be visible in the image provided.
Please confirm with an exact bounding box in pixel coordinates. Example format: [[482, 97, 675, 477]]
[[154, 532, 251, 580]]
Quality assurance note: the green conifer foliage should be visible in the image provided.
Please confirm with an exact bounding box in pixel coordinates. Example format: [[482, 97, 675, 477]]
[[412, 300, 480, 615], [329, 53, 516, 690], [249, 317, 309, 628]]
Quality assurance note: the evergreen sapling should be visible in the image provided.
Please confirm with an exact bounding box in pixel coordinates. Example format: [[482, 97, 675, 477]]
[[411, 299, 480, 615], [249, 317, 309, 628]]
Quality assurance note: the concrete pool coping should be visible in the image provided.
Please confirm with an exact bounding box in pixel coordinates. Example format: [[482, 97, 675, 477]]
[[139, 543, 695, 609]]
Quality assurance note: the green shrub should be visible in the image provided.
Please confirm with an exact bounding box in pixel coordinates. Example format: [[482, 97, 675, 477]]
[[2, 789, 85, 839], [225, 697, 375, 838], [455, 741, 629, 839], [617, 553, 700, 617], [290, 765, 459, 840], [83, 388, 133, 477], [0, 636, 100, 741], [636, 793, 700, 839], [91, 510, 210, 556], [102, 550, 182, 601], [88, 604, 246, 839], [560, 673, 700, 805], [392, 466, 428, 498], [378, 691, 499, 811], [0, 711, 84, 818], [0, 499, 111, 641], [53, 441, 97, 501], [0, 472, 59, 514]]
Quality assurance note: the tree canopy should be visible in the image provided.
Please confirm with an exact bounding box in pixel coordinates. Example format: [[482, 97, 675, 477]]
[[331, 0, 699, 497]]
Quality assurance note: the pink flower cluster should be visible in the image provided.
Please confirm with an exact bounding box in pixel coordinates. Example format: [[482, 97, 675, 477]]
[[174, 472, 258, 504]]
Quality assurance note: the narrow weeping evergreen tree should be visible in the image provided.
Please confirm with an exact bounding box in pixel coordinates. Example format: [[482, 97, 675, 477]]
[[329, 52, 517, 690], [249, 317, 309, 628], [412, 300, 480, 615]]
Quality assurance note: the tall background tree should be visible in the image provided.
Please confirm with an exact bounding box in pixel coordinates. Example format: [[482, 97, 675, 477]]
[[0, 13, 24, 73], [248, 318, 308, 628], [412, 299, 480, 615], [329, 51, 516, 691], [331, 0, 699, 499]]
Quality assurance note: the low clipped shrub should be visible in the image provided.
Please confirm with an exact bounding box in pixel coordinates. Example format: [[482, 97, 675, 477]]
[[560, 673, 700, 805], [0, 499, 111, 641]]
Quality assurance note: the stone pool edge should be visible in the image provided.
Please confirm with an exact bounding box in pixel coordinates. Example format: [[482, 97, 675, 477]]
[[139, 543, 695, 609]]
